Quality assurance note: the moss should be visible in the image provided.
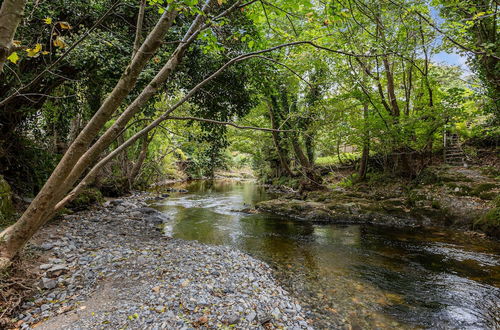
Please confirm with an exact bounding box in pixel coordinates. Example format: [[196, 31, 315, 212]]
[[494, 195, 500, 208], [0, 175, 14, 222], [479, 192, 497, 200], [415, 168, 440, 185], [480, 166, 500, 178], [471, 183, 496, 195], [445, 183, 471, 196], [474, 208, 500, 238], [431, 200, 441, 209], [406, 191, 427, 207], [67, 188, 103, 211]]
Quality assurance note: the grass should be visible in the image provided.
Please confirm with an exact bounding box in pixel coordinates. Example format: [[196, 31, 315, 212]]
[[316, 152, 360, 166]]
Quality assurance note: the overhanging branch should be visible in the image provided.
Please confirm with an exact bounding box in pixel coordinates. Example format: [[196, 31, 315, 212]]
[[166, 115, 294, 132]]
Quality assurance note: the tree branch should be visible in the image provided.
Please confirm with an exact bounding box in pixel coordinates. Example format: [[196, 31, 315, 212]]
[[0, 1, 121, 107], [166, 115, 293, 132]]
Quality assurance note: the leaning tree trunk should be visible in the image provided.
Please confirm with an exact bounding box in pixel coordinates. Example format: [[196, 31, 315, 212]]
[[55, 4, 211, 206], [0, 6, 180, 268], [0, 0, 27, 73], [290, 133, 322, 185], [291, 136, 311, 171]]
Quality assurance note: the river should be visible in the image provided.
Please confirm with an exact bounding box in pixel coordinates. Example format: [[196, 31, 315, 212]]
[[151, 180, 500, 329]]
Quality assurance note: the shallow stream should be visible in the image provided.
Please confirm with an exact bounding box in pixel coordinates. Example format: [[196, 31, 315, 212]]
[[152, 180, 500, 329]]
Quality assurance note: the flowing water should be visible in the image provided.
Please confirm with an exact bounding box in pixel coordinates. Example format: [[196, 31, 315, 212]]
[[151, 180, 500, 329]]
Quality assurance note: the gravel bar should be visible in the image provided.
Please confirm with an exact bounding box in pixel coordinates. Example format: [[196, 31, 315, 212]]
[[15, 193, 312, 329]]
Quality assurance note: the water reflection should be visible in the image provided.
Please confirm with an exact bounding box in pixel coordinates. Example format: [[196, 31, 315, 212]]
[[152, 180, 500, 329]]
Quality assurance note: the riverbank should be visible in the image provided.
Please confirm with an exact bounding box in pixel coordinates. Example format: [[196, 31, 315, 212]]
[[145, 179, 500, 329], [257, 164, 499, 238], [3, 193, 311, 329]]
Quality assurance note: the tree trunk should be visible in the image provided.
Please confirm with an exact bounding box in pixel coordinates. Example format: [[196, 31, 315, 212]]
[[291, 136, 311, 171], [58, 2, 212, 202], [132, 0, 147, 59], [268, 104, 293, 177], [0, 6, 179, 267], [304, 134, 314, 165], [382, 57, 400, 118], [0, 0, 26, 73], [358, 104, 369, 180], [128, 133, 152, 188]]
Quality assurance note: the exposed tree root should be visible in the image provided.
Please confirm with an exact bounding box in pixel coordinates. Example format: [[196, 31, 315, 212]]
[[0, 256, 38, 329]]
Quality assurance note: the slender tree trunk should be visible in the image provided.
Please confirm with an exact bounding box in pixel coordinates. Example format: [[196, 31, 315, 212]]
[[117, 134, 130, 181], [291, 136, 311, 171], [132, 0, 147, 59], [268, 105, 293, 177], [0, 0, 26, 73], [358, 104, 369, 180], [304, 134, 314, 165], [0, 6, 179, 267], [128, 133, 152, 187], [382, 57, 400, 118]]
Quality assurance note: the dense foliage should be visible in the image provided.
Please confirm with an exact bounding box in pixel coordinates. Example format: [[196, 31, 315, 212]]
[[0, 0, 497, 193]]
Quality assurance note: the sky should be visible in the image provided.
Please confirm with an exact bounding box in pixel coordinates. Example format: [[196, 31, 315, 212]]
[[434, 51, 470, 72], [429, 6, 471, 74]]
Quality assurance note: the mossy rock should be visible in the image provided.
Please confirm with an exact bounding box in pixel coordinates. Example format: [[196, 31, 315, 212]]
[[415, 168, 441, 185], [479, 192, 497, 200], [446, 183, 473, 196], [0, 175, 14, 220], [470, 183, 497, 195], [406, 191, 428, 206], [68, 188, 104, 211], [99, 177, 129, 197], [480, 166, 500, 178], [305, 191, 332, 202], [474, 208, 500, 238], [378, 198, 407, 213]]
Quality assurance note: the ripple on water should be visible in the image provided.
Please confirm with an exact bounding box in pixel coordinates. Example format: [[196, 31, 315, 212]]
[[151, 180, 500, 329]]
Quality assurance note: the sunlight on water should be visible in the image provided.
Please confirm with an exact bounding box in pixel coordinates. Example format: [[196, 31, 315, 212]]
[[151, 180, 500, 329]]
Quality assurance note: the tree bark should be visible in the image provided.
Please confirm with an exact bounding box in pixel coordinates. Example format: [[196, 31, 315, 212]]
[[58, 1, 213, 201], [132, 0, 147, 59], [382, 57, 400, 118], [0, 6, 179, 267], [128, 133, 152, 187], [304, 134, 314, 165], [0, 0, 26, 73], [291, 136, 311, 171], [268, 102, 293, 177], [358, 104, 369, 180]]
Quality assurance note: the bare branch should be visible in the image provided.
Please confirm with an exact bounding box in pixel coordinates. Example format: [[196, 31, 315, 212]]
[[132, 0, 147, 59], [166, 115, 293, 132]]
